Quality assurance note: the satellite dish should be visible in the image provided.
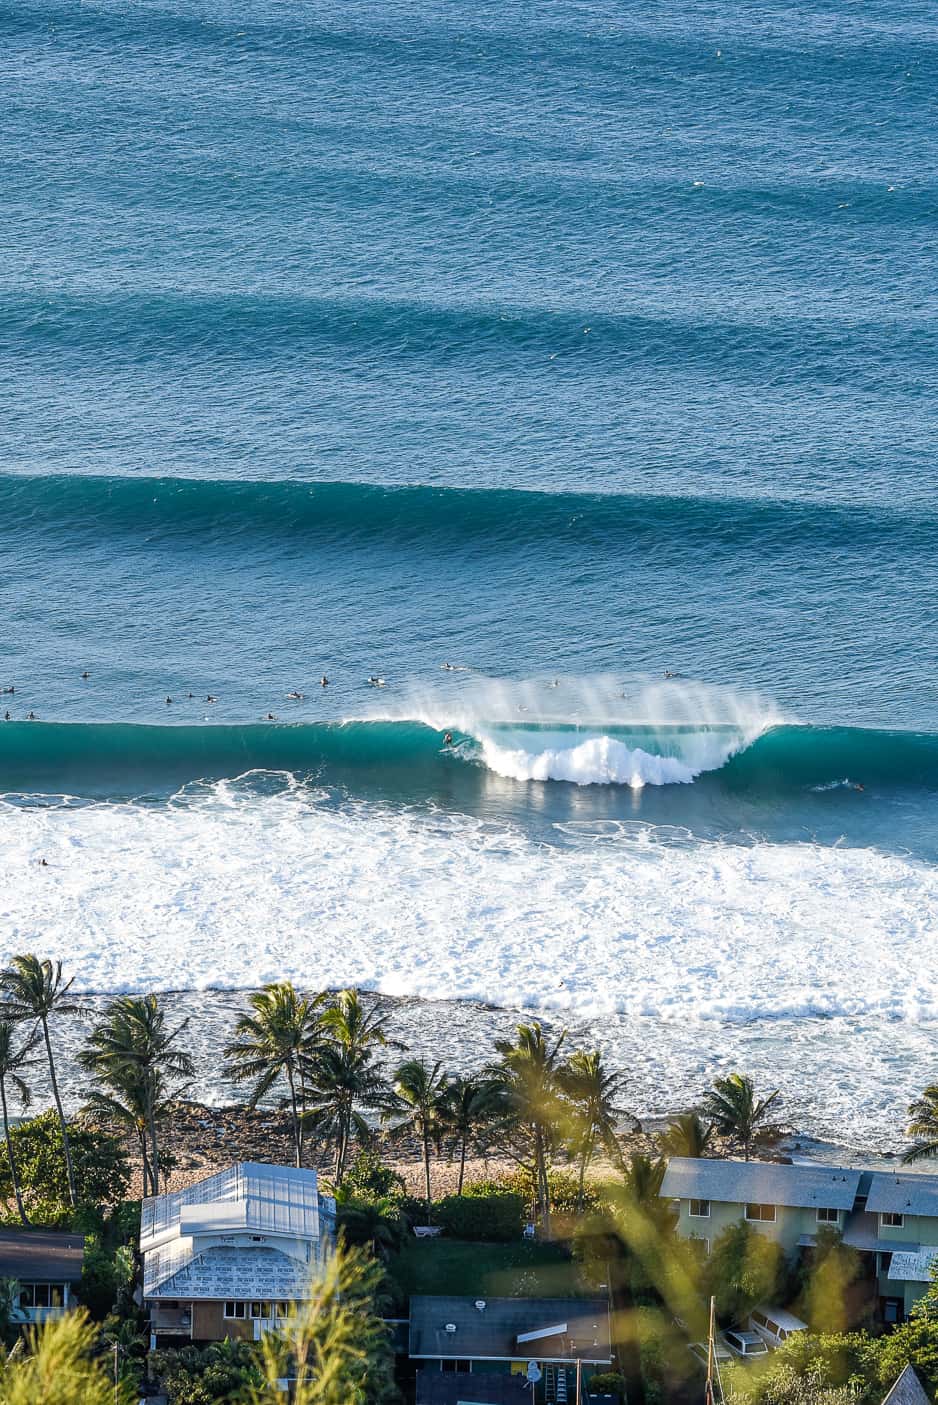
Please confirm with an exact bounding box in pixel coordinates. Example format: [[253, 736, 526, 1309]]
[[527, 1361, 542, 1383]]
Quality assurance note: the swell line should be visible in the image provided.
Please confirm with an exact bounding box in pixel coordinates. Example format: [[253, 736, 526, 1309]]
[[2, 475, 935, 554]]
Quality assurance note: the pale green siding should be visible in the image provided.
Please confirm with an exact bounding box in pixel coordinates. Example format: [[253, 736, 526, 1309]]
[[674, 1199, 844, 1258]]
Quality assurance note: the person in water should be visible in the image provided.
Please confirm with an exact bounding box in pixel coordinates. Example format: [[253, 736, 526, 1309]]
[[320, 676, 328, 686], [443, 732, 453, 745]]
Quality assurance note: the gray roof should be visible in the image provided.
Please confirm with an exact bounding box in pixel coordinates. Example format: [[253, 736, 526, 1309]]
[[145, 1244, 311, 1301], [867, 1171, 938, 1218], [887, 1247, 938, 1286], [0, 1230, 85, 1283], [661, 1158, 862, 1211], [409, 1296, 612, 1364], [881, 1365, 931, 1405], [416, 1370, 531, 1405]]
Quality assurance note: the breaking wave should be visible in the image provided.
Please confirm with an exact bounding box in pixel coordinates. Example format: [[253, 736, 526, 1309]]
[[2, 716, 938, 799]]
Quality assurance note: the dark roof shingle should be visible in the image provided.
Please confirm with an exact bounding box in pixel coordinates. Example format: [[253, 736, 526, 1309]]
[[0, 1230, 85, 1282], [409, 1296, 611, 1363]]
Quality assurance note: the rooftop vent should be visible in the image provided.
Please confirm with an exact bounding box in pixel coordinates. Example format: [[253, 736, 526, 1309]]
[[475, 1300, 486, 1312], [445, 1324, 457, 1334]]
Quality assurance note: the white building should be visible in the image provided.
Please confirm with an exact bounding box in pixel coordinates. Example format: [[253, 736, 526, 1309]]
[[141, 1161, 336, 1348]]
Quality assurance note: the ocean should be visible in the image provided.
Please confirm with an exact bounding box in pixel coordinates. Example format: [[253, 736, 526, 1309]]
[[2, 0, 937, 1149]]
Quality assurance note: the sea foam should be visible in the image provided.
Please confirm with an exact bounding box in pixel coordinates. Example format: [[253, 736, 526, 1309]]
[[2, 779, 935, 1026]]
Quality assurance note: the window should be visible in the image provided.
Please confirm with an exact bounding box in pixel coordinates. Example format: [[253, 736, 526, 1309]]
[[751, 1312, 768, 1329], [881, 1212, 904, 1229], [224, 1302, 247, 1320], [18, 1284, 65, 1309], [882, 1298, 903, 1325], [817, 1207, 839, 1224], [689, 1199, 711, 1218], [689, 1234, 710, 1256], [745, 1203, 777, 1222]]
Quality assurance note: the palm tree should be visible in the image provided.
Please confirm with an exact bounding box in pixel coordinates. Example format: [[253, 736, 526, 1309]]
[[701, 1072, 780, 1160], [225, 983, 323, 1169], [391, 1059, 450, 1218], [442, 1074, 505, 1195], [659, 1110, 714, 1159], [304, 991, 393, 1185], [0, 1021, 40, 1225], [78, 994, 194, 1195], [490, 1022, 567, 1237], [903, 1084, 938, 1164], [334, 1191, 405, 1262], [82, 1068, 177, 1197], [0, 956, 88, 1208], [559, 1049, 628, 1210]]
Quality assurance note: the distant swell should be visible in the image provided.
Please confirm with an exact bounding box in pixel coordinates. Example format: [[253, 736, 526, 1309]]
[[2, 719, 938, 799], [2, 474, 935, 556]]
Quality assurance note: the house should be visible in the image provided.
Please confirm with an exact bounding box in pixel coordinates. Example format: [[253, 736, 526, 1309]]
[[661, 1157, 938, 1324], [0, 1229, 84, 1324], [141, 1161, 336, 1348], [410, 1295, 613, 1404], [881, 1365, 930, 1405]]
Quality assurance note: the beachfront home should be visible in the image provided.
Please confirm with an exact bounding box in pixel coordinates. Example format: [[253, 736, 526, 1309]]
[[410, 1295, 613, 1404], [661, 1157, 938, 1324], [141, 1161, 336, 1349], [0, 1229, 85, 1324]]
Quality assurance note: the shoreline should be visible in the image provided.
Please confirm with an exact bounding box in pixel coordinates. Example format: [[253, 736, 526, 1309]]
[[93, 1095, 906, 1204], [10, 985, 924, 1168]]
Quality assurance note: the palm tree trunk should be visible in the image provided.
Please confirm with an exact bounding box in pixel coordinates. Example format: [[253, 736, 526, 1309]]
[[335, 1098, 350, 1184], [0, 1078, 28, 1226], [41, 1017, 76, 1207], [534, 1126, 550, 1238], [423, 1126, 432, 1220], [147, 1114, 160, 1195], [457, 1135, 467, 1195], [576, 1132, 593, 1214], [145, 1079, 161, 1195], [286, 1062, 301, 1169], [139, 1129, 152, 1197]]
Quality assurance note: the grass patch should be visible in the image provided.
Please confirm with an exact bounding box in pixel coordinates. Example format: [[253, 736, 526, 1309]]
[[390, 1237, 594, 1301]]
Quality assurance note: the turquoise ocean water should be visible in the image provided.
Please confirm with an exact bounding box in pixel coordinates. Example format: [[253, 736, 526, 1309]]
[[2, 0, 937, 1140]]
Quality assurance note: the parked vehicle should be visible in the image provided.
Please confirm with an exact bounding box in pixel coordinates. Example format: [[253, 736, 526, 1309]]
[[749, 1305, 809, 1348], [724, 1329, 769, 1359], [689, 1336, 733, 1368]]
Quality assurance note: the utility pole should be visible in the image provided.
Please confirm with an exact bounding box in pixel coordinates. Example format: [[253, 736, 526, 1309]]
[[705, 1295, 716, 1405], [575, 1356, 582, 1405]]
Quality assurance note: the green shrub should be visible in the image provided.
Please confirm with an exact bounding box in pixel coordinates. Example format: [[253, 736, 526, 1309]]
[[342, 1149, 405, 1204], [0, 1111, 129, 1225], [587, 1370, 626, 1399], [434, 1191, 524, 1241]]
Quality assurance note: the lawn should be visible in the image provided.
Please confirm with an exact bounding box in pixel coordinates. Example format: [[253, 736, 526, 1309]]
[[390, 1236, 597, 1300]]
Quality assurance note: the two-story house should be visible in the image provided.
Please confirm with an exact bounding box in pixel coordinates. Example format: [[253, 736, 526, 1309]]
[[661, 1157, 938, 1325], [141, 1161, 336, 1348]]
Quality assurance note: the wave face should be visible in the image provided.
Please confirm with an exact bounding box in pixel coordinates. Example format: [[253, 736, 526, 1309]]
[[3, 714, 938, 802]]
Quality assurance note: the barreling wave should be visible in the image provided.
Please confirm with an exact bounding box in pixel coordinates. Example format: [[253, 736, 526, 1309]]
[[2, 717, 938, 800], [2, 473, 934, 555]]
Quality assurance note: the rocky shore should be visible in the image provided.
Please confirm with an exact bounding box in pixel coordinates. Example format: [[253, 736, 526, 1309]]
[[111, 1097, 789, 1200]]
